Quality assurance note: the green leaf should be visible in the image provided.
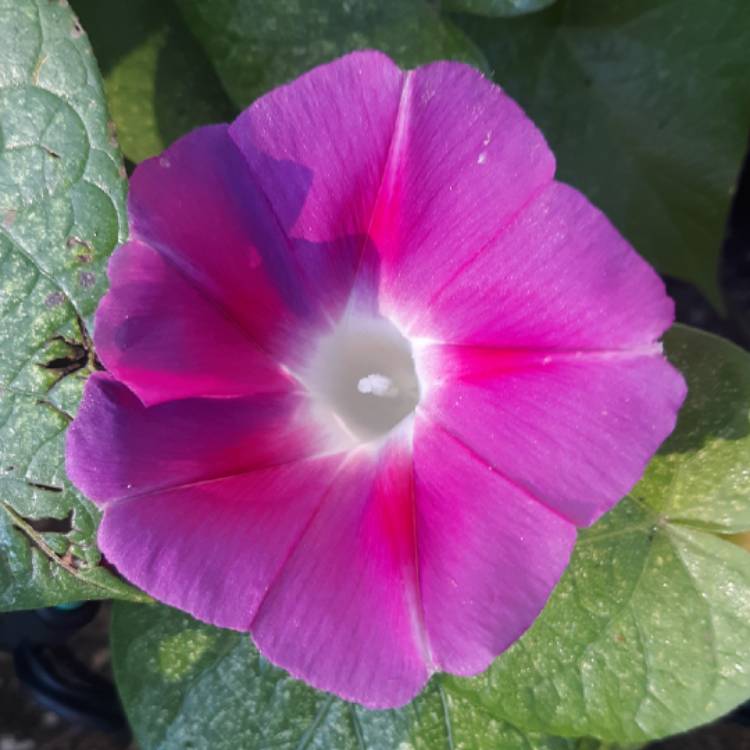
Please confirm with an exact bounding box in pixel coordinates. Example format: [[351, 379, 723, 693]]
[[454, 1, 750, 308], [71, 0, 236, 164], [0, 0, 146, 609], [448, 326, 750, 742], [112, 601, 625, 750], [111, 326, 744, 747], [444, 0, 556, 18], [174, 0, 488, 109]]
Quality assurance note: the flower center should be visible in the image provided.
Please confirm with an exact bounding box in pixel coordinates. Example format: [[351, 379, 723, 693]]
[[306, 316, 421, 444]]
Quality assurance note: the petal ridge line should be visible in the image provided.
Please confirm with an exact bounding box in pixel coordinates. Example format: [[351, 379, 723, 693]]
[[246, 453, 352, 631], [417, 411, 579, 528], [407, 446, 435, 673], [222, 132, 342, 329], [347, 69, 413, 304], [405, 178, 554, 336], [419, 342, 666, 386], [120, 236, 296, 376], [423, 342, 664, 358], [102, 449, 349, 507]]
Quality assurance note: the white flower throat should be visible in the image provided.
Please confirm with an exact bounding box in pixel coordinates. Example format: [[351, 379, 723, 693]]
[[306, 316, 421, 444]]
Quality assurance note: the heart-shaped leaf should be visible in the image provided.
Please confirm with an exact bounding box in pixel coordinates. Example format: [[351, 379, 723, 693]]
[[0, 0, 146, 610]]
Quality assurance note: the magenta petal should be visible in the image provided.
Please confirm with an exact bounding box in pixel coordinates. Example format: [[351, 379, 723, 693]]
[[229, 51, 404, 245], [98, 455, 346, 631], [420, 346, 686, 525], [95, 241, 292, 404], [250, 438, 430, 708], [413, 419, 577, 674], [230, 53, 554, 327], [127, 124, 340, 370], [410, 182, 674, 348], [371, 61, 555, 327], [229, 51, 406, 316], [66, 373, 318, 504]]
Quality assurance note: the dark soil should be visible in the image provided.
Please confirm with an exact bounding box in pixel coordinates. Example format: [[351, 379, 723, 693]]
[[0, 605, 132, 750]]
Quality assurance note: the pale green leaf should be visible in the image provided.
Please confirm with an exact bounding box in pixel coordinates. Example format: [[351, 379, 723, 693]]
[[112, 601, 624, 750], [71, 0, 236, 163]]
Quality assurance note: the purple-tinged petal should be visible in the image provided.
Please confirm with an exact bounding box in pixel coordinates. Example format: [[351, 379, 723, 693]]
[[409, 182, 674, 348], [95, 242, 293, 404], [229, 51, 404, 246], [230, 51, 406, 317], [230, 53, 554, 325], [126, 124, 361, 373], [74, 377, 430, 705], [66, 374, 321, 504], [413, 419, 577, 674], [418, 345, 686, 526]]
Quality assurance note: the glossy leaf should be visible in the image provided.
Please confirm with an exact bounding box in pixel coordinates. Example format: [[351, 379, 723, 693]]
[[444, 0, 556, 17], [111, 601, 623, 750], [448, 326, 750, 742], [174, 0, 488, 108], [71, 0, 236, 164], [0, 0, 146, 609], [455, 1, 750, 307]]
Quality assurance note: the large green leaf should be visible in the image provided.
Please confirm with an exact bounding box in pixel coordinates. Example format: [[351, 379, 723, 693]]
[[112, 327, 749, 747], [455, 1, 750, 307], [71, 0, 236, 163], [112, 601, 622, 750], [174, 0, 488, 108], [0, 0, 146, 609], [448, 326, 750, 742], [444, 0, 557, 18], [4, 15, 744, 750]]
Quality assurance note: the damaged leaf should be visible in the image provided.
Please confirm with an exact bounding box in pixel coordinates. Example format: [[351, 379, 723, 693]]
[[0, 0, 145, 610]]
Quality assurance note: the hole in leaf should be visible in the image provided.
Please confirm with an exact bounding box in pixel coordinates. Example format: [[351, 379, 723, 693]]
[[24, 510, 73, 533], [26, 481, 64, 494]]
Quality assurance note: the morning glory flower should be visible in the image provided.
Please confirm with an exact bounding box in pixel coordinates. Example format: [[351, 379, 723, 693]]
[[66, 51, 686, 708]]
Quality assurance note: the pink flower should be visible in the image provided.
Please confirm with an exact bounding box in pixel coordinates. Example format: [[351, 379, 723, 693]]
[[66, 51, 685, 708]]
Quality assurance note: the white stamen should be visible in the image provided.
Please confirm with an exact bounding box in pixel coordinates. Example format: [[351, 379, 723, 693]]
[[357, 373, 398, 397]]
